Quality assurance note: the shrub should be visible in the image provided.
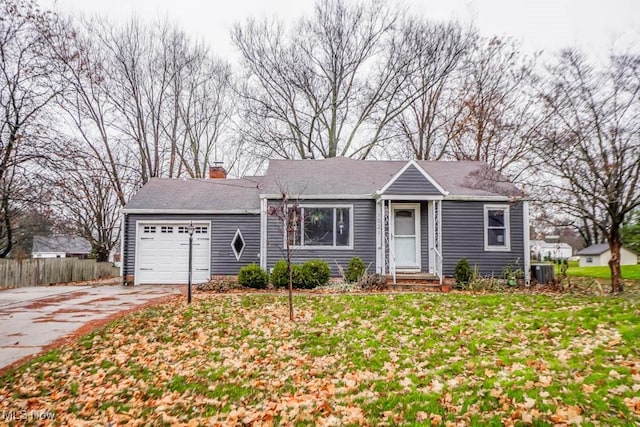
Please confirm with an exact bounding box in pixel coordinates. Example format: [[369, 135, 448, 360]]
[[270, 259, 290, 288], [271, 259, 331, 289], [359, 273, 388, 291], [345, 257, 366, 283], [238, 264, 269, 289], [454, 257, 472, 285], [300, 259, 331, 288], [197, 277, 238, 292]]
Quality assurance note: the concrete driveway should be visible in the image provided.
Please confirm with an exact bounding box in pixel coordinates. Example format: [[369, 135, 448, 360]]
[[0, 284, 183, 370]]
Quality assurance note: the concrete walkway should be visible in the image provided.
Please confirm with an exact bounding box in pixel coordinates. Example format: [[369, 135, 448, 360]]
[[0, 284, 183, 370]]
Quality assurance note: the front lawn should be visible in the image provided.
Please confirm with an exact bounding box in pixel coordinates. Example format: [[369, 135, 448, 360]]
[[1, 292, 639, 425], [560, 261, 640, 280]]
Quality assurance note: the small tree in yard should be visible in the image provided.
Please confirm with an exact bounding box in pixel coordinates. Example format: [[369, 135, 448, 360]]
[[535, 49, 640, 293], [267, 193, 300, 320]]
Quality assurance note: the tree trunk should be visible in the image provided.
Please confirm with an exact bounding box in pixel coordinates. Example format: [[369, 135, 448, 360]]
[[287, 245, 294, 321], [288, 261, 294, 321], [94, 245, 110, 263], [608, 236, 624, 294]]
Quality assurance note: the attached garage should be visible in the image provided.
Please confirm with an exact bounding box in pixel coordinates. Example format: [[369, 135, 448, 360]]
[[135, 222, 211, 285], [121, 174, 263, 286]]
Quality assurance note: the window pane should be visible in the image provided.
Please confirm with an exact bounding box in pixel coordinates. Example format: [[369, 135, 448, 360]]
[[304, 208, 334, 246], [395, 236, 417, 264], [488, 210, 505, 227], [336, 208, 350, 246], [287, 207, 301, 246], [394, 210, 415, 235], [488, 228, 505, 246]]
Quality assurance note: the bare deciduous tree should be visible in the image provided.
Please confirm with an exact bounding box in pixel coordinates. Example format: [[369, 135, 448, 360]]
[[233, 0, 444, 160], [390, 20, 475, 160], [0, 0, 68, 257], [448, 37, 539, 181], [535, 49, 640, 293], [176, 51, 235, 178], [45, 147, 121, 262]]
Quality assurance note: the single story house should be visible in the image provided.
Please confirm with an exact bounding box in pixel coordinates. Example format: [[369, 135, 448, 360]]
[[530, 240, 573, 260], [576, 243, 638, 267], [121, 158, 530, 285], [32, 235, 91, 259]]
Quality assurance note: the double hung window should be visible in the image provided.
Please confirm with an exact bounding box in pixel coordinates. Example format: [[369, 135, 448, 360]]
[[287, 206, 352, 249], [484, 205, 510, 251]]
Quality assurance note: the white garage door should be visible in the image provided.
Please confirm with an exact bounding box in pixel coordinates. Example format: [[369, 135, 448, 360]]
[[136, 222, 211, 284]]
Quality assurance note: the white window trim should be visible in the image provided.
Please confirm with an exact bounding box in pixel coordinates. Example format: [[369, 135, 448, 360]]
[[286, 204, 354, 250], [231, 228, 246, 261], [484, 204, 511, 252]]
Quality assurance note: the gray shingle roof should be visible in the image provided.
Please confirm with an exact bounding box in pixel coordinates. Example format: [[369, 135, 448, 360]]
[[124, 158, 522, 212], [124, 177, 263, 212], [576, 243, 610, 256], [32, 235, 91, 254], [261, 157, 521, 198]]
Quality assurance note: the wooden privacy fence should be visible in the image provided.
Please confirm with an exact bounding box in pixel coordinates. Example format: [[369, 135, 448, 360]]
[[0, 258, 120, 288]]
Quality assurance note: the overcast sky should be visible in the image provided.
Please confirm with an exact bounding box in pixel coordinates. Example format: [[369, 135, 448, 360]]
[[40, 0, 639, 63]]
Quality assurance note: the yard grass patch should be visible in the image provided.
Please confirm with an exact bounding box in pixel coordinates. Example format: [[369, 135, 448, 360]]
[[555, 260, 640, 280], [565, 263, 640, 280], [1, 292, 639, 425]]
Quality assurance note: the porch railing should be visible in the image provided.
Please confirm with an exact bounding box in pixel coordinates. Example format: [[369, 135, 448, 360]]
[[433, 247, 443, 285], [388, 243, 397, 284]]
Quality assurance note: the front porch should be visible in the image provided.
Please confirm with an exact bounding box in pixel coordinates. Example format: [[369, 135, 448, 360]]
[[375, 198, 444, 285]]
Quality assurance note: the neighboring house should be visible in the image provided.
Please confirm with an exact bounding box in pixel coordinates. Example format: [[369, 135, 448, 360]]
[[32, 235, 91, 259], [530, 240, 573, 260], [121, 158, 530, 285], [576, 243, 638, 267]]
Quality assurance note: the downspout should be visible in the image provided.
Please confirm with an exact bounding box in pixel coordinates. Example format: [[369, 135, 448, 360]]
[[260, 198, 268, 270], [523, 201, 531, 285], [120, 211, 127, 286], [375, 199, 382, 274]]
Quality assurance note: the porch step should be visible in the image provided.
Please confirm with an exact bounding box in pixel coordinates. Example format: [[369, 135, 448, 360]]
[[387, 273, 440, 282], [384, 273, 442, 290]]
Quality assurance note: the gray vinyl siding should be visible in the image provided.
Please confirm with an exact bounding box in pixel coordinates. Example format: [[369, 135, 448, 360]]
[[123, 213, 260, 279], [441, 201, 525, 276], [211, 215, 261, 274], [384, 165, 443, 196], [266, 199, 376, 275]]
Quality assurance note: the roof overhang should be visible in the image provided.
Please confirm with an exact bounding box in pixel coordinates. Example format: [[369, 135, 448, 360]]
[[443, 195, 518, 202], [259, 194, 373, 200], [375, 194, 444, 201], [121, 208, 260, 215]]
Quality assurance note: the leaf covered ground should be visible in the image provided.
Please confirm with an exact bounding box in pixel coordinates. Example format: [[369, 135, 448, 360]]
[[1, 292, 639, 426]]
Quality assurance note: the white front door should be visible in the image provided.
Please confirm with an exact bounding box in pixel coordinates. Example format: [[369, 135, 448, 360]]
[[392, 204, 421, 271]]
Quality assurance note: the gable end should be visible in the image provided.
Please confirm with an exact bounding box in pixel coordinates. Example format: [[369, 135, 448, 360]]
[[380, 162, 445, 196]]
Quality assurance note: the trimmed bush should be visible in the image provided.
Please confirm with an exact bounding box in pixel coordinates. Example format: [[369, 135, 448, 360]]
[[291, 264, 305, 288], [300, 259, 331, 289], [238, 264, 269, 289], [345, 257, 366, 283], [454, 257, 472, 285], [270, 259, 290, 288]]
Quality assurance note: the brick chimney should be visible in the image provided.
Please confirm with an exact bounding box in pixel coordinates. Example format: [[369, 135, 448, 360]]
[[208, 162, 226, 179]]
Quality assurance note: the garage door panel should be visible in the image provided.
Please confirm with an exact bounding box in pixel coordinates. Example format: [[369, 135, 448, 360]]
[[136, 222, 211, 284]]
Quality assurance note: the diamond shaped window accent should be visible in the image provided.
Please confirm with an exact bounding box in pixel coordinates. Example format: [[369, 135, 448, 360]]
[[231, 228, 245, 261]]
